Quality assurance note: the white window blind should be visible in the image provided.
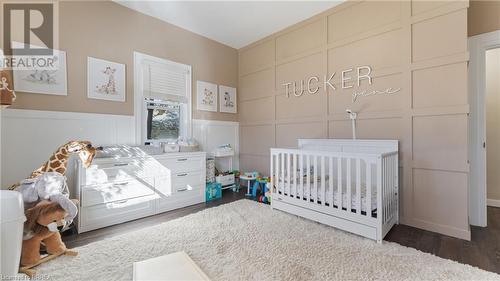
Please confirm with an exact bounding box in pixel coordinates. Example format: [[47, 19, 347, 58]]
[[142, 59, 190, 103]]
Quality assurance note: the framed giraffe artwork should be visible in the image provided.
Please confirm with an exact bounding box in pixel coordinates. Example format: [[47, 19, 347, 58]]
[[196, 80, 218, 112], [87, 57, 126, 102]]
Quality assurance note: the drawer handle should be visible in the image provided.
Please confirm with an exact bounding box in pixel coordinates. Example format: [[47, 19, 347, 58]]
[[177, 158, 188, 162], [114, 163, 129, 167], [114, 182, 129, 186], [177, 188, 188, 192], [114, 199, 129, 205], [177, 173, 188, 177]]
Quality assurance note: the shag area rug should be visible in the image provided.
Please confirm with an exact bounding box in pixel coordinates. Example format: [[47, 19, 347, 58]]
[[36, 200, 499, 281]]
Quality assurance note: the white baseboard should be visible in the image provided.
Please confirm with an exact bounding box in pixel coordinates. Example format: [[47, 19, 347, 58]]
[[487, 198, 500, 208]]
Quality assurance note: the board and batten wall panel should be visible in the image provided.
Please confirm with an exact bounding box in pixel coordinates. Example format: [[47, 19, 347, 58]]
[[238, 0, 470, 239]]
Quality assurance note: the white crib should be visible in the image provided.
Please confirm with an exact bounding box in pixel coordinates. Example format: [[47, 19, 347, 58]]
[[270, 139, 399, 243]]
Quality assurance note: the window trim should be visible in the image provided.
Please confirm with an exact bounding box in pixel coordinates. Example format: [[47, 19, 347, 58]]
[[134, 51, 192, 145]]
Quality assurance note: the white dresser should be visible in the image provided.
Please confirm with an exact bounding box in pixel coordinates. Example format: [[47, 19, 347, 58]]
[[75, 151, 206, 233]]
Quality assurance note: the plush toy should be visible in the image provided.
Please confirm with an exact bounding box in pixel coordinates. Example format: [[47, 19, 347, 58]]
[[21, 199, 78, 266], [16, 172, 78, 225]]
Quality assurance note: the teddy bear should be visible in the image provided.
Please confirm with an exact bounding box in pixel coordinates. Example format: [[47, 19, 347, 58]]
[[21, 199, 78, 266]]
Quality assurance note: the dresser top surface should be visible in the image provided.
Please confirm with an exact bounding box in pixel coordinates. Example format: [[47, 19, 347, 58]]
[[94, 145, 206, 161]]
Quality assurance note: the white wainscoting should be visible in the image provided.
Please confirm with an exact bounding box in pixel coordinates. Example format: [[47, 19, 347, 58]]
[[1, 109, 136, 189], [1, 110, 239, 190], [192, 119, 239, 171]]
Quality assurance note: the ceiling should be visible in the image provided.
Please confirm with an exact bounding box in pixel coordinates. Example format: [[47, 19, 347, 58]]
[[116, 1, 344, 49]]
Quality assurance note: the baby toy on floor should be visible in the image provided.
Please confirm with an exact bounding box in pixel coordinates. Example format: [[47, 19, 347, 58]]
[[252, 176, 271, 204], [9, 141, 101, 277]]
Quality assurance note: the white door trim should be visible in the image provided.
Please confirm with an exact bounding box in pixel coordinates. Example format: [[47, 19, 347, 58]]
[[469, 30, 500, 227]]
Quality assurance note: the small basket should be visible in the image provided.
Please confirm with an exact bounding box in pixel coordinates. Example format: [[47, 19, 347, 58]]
[[216, 173, 235, 187], [179, 144, 199, 152], [206, 158, 215, 183]]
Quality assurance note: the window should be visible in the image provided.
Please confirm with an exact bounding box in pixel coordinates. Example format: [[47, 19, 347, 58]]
[[145, 100, 180, 140], [134, 52, 192, 144]]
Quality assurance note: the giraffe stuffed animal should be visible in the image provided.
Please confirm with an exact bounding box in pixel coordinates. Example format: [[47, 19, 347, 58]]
[[9, 140, 102, 190]]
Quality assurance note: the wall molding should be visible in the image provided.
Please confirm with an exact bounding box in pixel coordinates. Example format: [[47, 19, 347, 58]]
[[238, 1, 471, 240], [192, 119, 240, 170], [487, 199, 500, 208], [1, 110, 240, 190], [1, 108, 136, 189], [468, 29, 500, 227], [1, 108, 134, 121]]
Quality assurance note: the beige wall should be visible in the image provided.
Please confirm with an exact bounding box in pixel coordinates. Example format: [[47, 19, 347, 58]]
[[468, 0, 500, 36], [486, 48, 500, 201], [238, 1, 470, 239], [10, 1, 238, 122]]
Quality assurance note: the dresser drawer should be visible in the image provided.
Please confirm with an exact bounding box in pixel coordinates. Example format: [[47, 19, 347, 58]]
[[79, 194, 156, 233], [82, 177, 155, 207], [157, 185, 205, 213], [84, 160, 137, 185], [158, 156, 204, 173], [173, 171, 204, 192]]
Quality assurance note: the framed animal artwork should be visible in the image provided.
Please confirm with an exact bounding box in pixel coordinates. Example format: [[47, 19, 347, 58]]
[[196, 80, 218, 112], [87, 57, 126, 102], [219, 85, 237, 113], [13, 49, 68, 96]]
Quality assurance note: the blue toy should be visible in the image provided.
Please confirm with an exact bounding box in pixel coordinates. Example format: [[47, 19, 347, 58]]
[[206, 182, 222, 202], [251, 177, 269, 202]]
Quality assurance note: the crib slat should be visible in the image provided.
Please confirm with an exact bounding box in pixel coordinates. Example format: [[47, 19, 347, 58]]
[[382, 158, 386, 222], [386, 157, 390, 220], [393, 156, 396, 215], [377, 157, 383, 226], [293, 153, 297, 198], [275, 153, 280, 194], [306, 154, 311, 202], [281, 153, 285, 196], [347, 158, 351, 212], [356, 158, 361, 214], [270, 153, 274, 194], [285, 153, 291, 196], [321, 156, 326, 206], [384, 157, 388, 223], [367, 161, 372, 218], [337, 157, 342, 210], [389, 156, 394, 218], [313, 155, 318, 204], [329, 157, 334, 207], [299, 154, 304, 200], [387, 157, 390, 222]]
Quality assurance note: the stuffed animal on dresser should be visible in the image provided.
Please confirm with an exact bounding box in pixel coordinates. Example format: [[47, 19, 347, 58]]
[[21, 199, 78, 266]]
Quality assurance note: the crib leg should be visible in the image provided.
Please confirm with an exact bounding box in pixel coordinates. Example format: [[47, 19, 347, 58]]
[[376, 239, 383, 244]]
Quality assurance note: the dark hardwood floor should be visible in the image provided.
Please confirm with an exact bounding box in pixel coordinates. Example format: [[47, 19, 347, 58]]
[[63, 190, 500, 274], [385, 207, 500, 274]]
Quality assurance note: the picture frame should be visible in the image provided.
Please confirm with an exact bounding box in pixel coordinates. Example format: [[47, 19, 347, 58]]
[[196, 80, 218, 112], [219, 85, 237, 113], [87, 57, 126, 102], [13, 49, 68, 96]]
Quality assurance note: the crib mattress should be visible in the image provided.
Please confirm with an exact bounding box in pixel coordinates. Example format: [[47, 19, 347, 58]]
[[276, 180, 377, 212]]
